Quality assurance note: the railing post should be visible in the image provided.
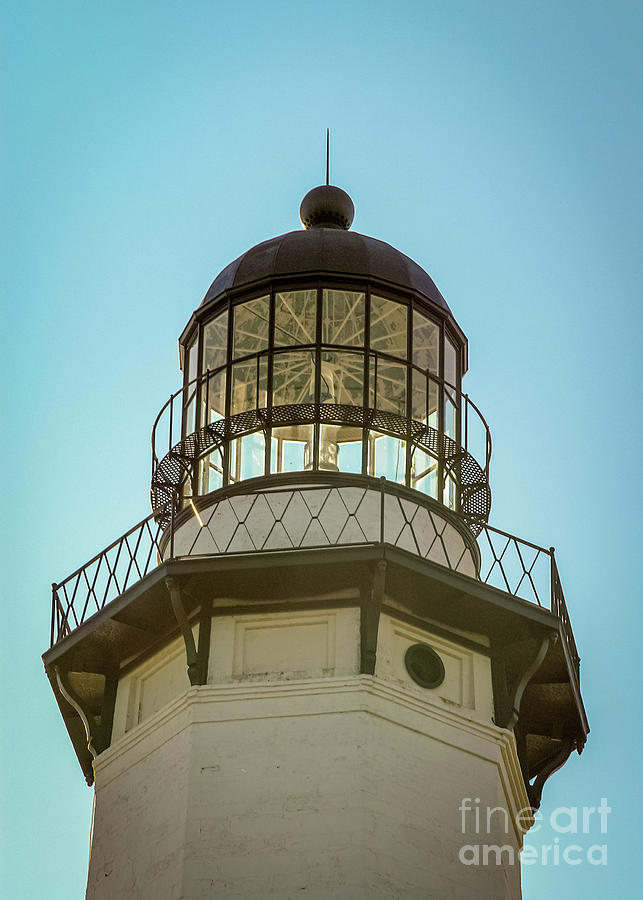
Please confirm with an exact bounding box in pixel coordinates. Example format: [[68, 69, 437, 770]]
[[437, 374, 445, 504], [170, 487, 176, 560], [549, 546, 557, 614], [50, 583, 57, 647], [169, 394, 174, 456], [380, 476, 386, 544], [205, 370, 210, 431]]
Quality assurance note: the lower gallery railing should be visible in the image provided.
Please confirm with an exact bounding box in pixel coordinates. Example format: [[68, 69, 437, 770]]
[[50, 477, 580, 690]]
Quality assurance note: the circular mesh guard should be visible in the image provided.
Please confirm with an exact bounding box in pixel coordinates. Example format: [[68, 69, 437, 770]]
[[150, 403, 491, 535]]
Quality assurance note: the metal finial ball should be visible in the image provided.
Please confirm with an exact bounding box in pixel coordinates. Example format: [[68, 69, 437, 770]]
[[300, 185, 355, 230]]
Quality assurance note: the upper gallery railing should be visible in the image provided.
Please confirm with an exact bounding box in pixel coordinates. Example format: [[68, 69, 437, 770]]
[[150, 363, 493, 534]]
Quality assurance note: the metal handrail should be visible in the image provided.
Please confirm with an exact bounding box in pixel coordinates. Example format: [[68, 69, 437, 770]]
[[51, 514, 164, 644], [551, 553, 581, 682], [149, 361, 493, 538], [151, 359, 493, 479], [50, 479, 579, 700]]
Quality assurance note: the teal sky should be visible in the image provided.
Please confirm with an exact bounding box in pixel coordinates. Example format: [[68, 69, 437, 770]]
[[2, 1, 641, 897]]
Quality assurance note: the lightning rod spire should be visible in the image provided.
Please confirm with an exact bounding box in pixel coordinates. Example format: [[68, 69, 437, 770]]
[[326, 128, 330, 186]]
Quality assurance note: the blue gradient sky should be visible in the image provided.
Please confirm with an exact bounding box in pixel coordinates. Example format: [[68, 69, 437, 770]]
[[2, 2, 641, 897]]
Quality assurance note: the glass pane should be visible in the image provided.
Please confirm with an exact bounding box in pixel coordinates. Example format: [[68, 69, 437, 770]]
[[185, 396, 196, 435], [412, 311, 439, 374], [411, 369, 427, 423], [229, 438, 237, 482], [203, 312, 228, 372], [321, 351, 364, 406], [444, 396, 456, 439], [272, 350, 315, 406], [322, 290, 365, 346], [233, 296, 270, 358], [320, 424, 363, 474], [411, 447, 438, 499], [275, 290, 317, 346], [370, 295, 407, 358], [443, 473, 457, 510], [186, 336, 198, 381], [201, 370, 226, 425], [444, 335, 457, 396], [428, 377, 439, 429], [369, 357, 406, 416], [412, 371, 439, 429], [231, 357, 267, 415], [369, 432, 406, 483], [199, 449, 224, 495], [184, 336, 199, 431], [271, 425, 314, 473], [230, 431, 265, 482], [443, 336, 458, 438]]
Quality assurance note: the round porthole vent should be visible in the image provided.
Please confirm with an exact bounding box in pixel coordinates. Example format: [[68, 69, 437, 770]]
[[404, 643, 445, 689]]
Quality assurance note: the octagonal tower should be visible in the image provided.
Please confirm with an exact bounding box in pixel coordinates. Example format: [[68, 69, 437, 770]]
[[44, 185, 587, 899]]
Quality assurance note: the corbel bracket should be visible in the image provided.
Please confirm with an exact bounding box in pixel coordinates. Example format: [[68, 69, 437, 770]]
[[165, 576, 202, 685], [528, 737, 575, 810], [360, 559, 386, 675], [493, 632, 554, 731], [54, 666, 104, 785]]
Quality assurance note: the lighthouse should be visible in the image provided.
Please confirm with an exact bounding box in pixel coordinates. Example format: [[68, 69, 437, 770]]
[[44, 184, 588, 899]]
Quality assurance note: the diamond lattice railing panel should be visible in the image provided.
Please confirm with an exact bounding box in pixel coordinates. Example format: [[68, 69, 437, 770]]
[[383, 495, 406, 545], [191, 523, 218, 555], [264, 520, 295, 550], [243, 493, 277, 548], [337, 515, 369, 545], [339, 486, 369, 516], [406, 505, 438, 557], [299, 518, 332, 548], [280, 492, 314, 546], [426, 534, 449, 569], [440, 525, 467, 571], [171, 483, 489, 576], [317, 490, 351, 544], [478, 528, 550, 607], [353, 489, 381, 542], [227, 524, 258, 553], [206, 500, 238, 551], [300, 488, 331, 518], [395, 522, 421, 556], [52, 481, 559, 652], [52, 515, 164, 643]]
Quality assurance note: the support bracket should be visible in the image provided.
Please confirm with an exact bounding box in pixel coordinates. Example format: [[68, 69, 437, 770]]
[[54, 666, 104, 785], [165, 576, 203, 685], [493, 632, 554, 731], [528, 737, 575, 810], [360, 559, 386, 675]]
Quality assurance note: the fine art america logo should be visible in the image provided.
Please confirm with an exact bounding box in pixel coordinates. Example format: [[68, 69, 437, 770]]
[[458, 798, 610, 867]]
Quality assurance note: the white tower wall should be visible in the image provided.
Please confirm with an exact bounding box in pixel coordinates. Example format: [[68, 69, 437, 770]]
[[87, 607, 529, 899]]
